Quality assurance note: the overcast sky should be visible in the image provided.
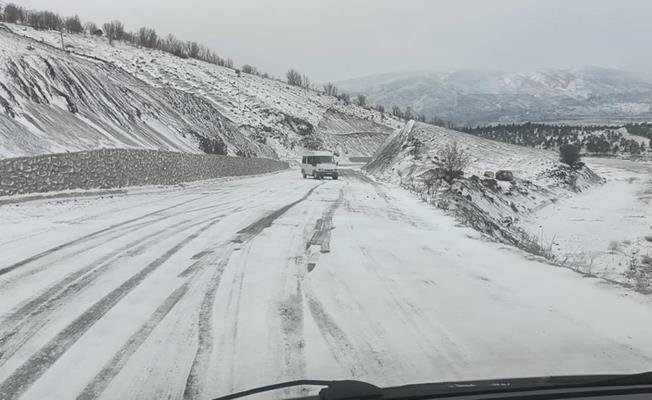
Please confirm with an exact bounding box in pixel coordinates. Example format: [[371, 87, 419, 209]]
[[16, 0, 652, 81]]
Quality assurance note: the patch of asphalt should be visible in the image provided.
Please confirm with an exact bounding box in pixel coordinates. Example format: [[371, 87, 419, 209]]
[[232, 183, 323, 244]]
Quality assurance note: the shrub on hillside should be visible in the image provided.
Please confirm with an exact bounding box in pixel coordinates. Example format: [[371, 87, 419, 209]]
[[438, 141, 472, 182], [337, 93, 350, 105], [559, 143, 581, 166]]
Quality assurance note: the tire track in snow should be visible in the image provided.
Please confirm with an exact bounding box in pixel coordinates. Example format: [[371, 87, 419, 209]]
[[272, 186, 343, 382], [0, 197, 205, 277], [347, 219, 470, 375], [79, 242, 238, 400], [185, 185, 323, 396], [211, 253, 249, 395], [0, 218, 221, 400], [0, 213, 181, 291], [263, 188, 345, 382], [75, 283, 190, 400], [182, 249, 234, 400], [0, 192, 247, 295], [0, 218, 206, 368], [305, 293, 370, 377], [0, 193, 249, 288], [233, 183, 322, 243], [278, 276, 307, 382]]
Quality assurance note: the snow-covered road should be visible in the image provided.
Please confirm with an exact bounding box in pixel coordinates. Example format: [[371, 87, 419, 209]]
[[1, 169, 652, 400]]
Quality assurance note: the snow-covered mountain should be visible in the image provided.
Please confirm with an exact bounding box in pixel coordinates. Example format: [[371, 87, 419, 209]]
[[0, 23, 401, 160], [339, 68, 652, 125]]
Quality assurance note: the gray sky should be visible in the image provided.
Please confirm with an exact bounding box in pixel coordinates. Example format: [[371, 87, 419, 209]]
[[16, 0, 652, 81]]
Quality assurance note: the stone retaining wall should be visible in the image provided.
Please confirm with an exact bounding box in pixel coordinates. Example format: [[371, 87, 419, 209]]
[[0, 149, 289, 197]]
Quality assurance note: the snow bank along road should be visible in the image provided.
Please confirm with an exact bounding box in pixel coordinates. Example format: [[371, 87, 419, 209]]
[[1, 169, 652, 400]]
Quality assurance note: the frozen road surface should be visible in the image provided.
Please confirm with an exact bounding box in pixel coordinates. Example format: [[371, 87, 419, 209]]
[[1, 169, 651, 400]]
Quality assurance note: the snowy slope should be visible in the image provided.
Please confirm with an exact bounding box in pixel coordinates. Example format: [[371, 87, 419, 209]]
[[339, 68, 652, 125], [365, 121, 603, 252], [0, 27, 276, 159], [366, 121, 560, 180], [1, 23, 402, 161]]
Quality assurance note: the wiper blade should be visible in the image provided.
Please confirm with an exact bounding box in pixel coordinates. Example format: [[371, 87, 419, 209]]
[[211, 379, 381, 400], [211, 372, 652, 400], [367, 373, 652, 399], [577, 371, 652, 387]]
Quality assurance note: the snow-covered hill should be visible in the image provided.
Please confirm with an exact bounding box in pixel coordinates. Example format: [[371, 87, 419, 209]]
[[339, 68, 652, 125], [0, 23, 401, 160]]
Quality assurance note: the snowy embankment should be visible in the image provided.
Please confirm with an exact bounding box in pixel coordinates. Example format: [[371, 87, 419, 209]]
[[365, 121, 604, 257], [364, 121, 652, 292], [522, 157, 652, 291], [0, 23, 402, 161]]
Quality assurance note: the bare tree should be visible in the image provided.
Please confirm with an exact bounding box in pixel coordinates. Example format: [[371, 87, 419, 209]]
[[438, 141, 472, 182], [242, 64, 258, 75], [286, 69, 302, 86], [64, 15, 83, 33], [405, 106, 415, 120], [84, 21, 98, 35], [161, 34, 187, 57], [323, 82, 338, 96], [186, 41, 201, 58], [26, 10, 62, 31], [137, 27, 158, 48], [103, 20, 125, 42], [301, 74, 310, 89], [3, 4, 24, 23]]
